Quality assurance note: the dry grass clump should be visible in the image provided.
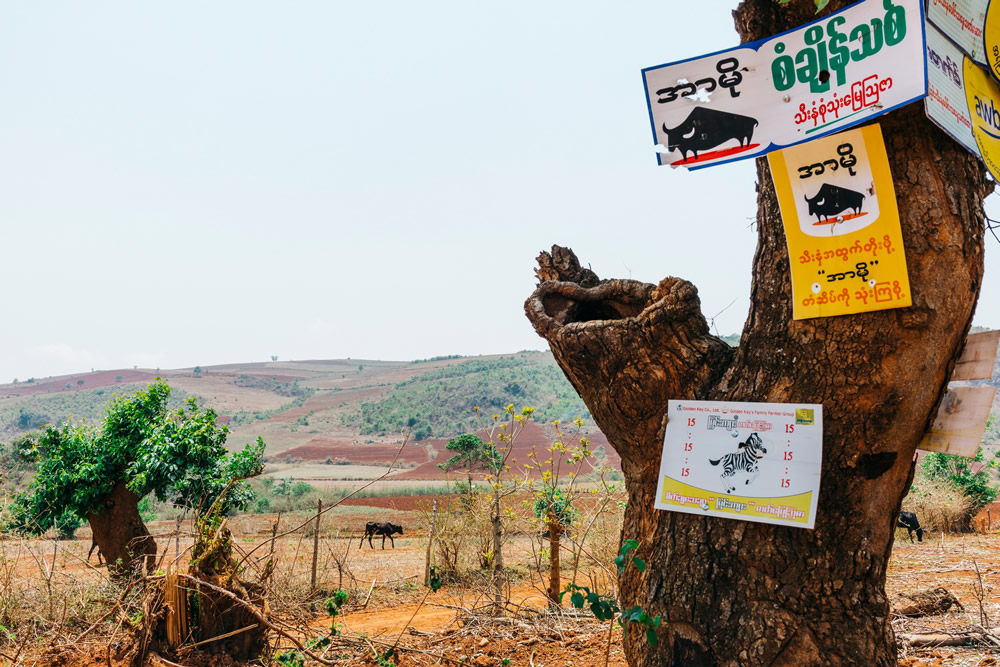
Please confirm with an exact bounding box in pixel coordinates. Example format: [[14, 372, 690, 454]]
[[902, 479, 977, 533]]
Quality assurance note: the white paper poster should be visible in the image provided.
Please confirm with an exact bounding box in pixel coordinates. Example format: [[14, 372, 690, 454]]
[[654, 400, 823, 529], [641, 0, 926, 169]]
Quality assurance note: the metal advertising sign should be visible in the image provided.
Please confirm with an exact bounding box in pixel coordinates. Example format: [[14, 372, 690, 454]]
[[963, 55, 1000, 177], [641, 0, 926, 170], [927, 0, 989, 65], [924, 20, 1000, 179], [654, 400, 823, 529], [985, 2, 1000, 79], [926, 0, 1000, 85], [767, 124, 912, 320], [925, 21, 979, 153], [919, 385, 998, 457], [951, 329, 1000, 381]]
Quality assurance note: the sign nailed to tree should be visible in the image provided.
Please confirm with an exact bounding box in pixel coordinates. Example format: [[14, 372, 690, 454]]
[[654, 400, 823, 529], [924, 19, 1000, 181], [768, 123, 912, 319], [641, 0, 926, 169]]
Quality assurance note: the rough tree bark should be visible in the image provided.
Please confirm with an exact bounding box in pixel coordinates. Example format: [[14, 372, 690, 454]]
[[88, 482, 157, 576], [524, 2, 989, 664], [547, 519, 562, 604]]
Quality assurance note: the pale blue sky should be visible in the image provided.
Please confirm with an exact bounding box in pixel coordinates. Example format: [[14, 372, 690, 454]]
[[1, 1, 997, 381]]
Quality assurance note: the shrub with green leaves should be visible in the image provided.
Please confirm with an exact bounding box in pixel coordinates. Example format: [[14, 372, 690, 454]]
[[921, 445, 998, 512], [563, 538, 661, 663], [5, 380, 265, 536]]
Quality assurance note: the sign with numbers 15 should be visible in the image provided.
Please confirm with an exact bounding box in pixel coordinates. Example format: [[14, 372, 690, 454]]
[[654, 399, 824, 529]]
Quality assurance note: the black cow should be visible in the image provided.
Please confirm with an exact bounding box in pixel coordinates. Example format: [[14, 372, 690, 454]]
[[803, 183, 865, 224], [359, 521, 403, 550], [897, 511, 924, 543], [663, 107, 759, 162]]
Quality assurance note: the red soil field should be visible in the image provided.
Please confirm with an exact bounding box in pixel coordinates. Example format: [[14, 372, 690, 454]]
[[0, 369, 156, 396], [280, 437, 430, 465], [392, 422, 622, 480]]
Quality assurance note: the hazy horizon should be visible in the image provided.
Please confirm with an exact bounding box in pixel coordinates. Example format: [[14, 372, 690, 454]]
[[3, 1, 998, 382]]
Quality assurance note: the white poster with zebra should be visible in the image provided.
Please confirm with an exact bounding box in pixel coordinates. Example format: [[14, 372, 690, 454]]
[[654, 400, 823, 529]]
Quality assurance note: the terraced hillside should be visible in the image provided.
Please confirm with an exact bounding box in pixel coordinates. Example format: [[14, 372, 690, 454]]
[[0, 352, 619, 485]]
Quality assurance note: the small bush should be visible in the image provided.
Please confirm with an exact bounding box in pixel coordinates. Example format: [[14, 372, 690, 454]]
[[903, 477, 977, 532], [54, 511, 83, 540]]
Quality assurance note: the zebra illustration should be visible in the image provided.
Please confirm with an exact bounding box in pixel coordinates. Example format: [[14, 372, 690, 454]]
[[709, 432, 767, 494]]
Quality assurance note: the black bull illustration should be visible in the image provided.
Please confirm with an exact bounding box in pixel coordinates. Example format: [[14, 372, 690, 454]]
[[662, 107, 759, 162], [803, 183, 866, 223]]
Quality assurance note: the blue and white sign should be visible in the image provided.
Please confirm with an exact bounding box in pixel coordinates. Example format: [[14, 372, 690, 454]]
[[642, 0, 927, 170], [925, 20, 978, 154]]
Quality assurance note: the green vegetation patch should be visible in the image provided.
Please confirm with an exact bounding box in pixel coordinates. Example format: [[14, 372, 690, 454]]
[[233, 375, 316, 399], [0, 384, 192, 438], [358, 353, 589, 439]]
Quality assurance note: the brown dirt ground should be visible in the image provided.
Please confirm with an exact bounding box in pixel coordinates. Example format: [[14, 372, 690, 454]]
[[12, 509, 1000, 666]]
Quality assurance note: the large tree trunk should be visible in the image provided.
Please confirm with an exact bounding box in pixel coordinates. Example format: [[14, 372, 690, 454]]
[[88, 481, 157, 577], [524, 2, 988, 663]]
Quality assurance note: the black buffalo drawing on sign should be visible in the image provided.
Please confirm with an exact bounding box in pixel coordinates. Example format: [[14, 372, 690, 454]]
[[803, 183, 865, 224], [662, 107, 759, 162]]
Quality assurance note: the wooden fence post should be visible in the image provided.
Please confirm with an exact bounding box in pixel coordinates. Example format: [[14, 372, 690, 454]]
[[269, 512, 281, 560], [424, 499, 438, 587], [175, 515, 182, 560], [310, 498, 322, 592]]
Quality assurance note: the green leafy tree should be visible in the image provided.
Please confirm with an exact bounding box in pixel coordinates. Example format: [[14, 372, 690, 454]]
[[525, 418, 592, 604], [53, 510, 83, 540], [14, 408, 52, 431], [438, 433, 500, 490], [5, 380, 265, 575]]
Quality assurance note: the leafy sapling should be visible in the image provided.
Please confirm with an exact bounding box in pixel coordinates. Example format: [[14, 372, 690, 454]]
[[563, 539, 661, 665]]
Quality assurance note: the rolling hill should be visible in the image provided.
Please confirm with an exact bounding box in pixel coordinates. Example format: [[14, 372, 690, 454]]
[[0, 352, 618, 482]]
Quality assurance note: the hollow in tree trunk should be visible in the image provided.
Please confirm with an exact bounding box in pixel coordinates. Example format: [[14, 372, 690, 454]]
[[87, 481, 157, 577], [524, 4, 988, 663]]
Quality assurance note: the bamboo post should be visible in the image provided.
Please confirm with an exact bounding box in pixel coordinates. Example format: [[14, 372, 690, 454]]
[[424, 499, 438, 586], [310, 499, 322, 593]]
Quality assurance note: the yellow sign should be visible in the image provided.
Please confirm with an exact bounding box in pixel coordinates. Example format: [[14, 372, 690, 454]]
[[964, 56, 1000, 180], [984, 1, 1000, 82], [768, 124, 911, 320]]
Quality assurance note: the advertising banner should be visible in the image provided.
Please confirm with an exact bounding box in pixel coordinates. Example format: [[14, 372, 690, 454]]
[[925, 20, 979, 153], [654, 400, 823, 529], [926, 0, 1000, 84], [963, 54, 1000, 177], [927, 0, 989, 65], [767, 124, 912, 319], [919, 386, 998, 456], [642, 0, 926, 169]]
